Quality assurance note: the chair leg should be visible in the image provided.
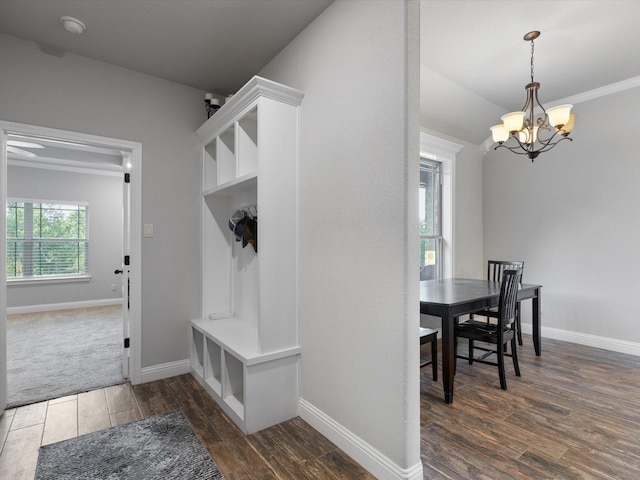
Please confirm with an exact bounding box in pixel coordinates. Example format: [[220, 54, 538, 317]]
[[468, 339, 474, 364], [497, 342, 507, 390], [516, 304, 523, 346], [511, 336, 521, 377], [431, 336, 438, 381], [453, 335, 458, 375]]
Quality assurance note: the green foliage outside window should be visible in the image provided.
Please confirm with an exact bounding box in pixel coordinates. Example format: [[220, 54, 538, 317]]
[[6, 202, 89, 278]]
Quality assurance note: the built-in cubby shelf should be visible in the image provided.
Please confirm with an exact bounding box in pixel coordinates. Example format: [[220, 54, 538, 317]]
[[190, 76, 304, 434], [204, 337, 222, 395], [190, 317, 301, 433], [202, 173, 257, 200]]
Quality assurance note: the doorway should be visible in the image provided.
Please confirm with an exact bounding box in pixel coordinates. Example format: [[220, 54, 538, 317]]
[[0, 121, 142, 413]]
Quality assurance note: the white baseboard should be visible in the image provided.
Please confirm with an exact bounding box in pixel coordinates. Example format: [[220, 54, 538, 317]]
[[520, 323, 640, 356], [7, 298, 122, 315], [140, 359, 191, 384], [298, 398, 423, 480]]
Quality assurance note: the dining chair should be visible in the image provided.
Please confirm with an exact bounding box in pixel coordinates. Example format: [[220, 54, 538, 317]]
[[471, 260, 525, 345], [420, 264, 436, 281], [455, 268, 522, 390], [420, 327, 438, 381]]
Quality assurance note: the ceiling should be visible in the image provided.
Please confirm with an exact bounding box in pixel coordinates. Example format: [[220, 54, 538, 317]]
[[0, 0, 334, 95], [7, 133, 124, 173], [420, 0, 640, 143], [1, 0, 639, 152], [0, 0, 334, 165]]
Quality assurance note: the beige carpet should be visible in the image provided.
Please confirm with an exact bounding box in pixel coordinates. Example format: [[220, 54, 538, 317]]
[[6, 305, 124, 408]]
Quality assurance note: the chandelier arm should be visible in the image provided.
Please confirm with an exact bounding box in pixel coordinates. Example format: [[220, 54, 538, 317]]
[[536, 127, 567, 147], [521, 84, 534, 112], [493, 142, 531, 156], [535, 124, 556, 143], [516, 135, 534, 155], [532, 84, 547, 119], [533, 135, 573, 155], [495, 132, 573, 158]]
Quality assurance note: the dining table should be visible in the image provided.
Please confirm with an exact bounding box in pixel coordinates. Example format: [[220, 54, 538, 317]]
[[420, 278, 542, 404]]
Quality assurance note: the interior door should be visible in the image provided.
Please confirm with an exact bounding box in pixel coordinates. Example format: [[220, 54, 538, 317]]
[[121, 158, 131, 379]]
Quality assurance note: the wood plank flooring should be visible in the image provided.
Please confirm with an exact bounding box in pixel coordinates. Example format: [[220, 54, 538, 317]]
[[0, 376, 374, 480], [419, 334, 640, 479], [0, 384, 142, 480], [1, 335, 639, 479]]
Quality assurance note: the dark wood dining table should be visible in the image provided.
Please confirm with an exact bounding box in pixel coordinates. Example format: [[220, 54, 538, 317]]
[[420, 278, 542, 404]]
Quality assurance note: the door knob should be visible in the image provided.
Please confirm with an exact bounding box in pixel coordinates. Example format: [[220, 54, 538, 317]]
[[114, 269, 123, 274]]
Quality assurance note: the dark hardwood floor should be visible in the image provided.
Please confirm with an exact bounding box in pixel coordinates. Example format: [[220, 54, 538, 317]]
[[419, 334, 640, 479], [1, 334, 639, 479], [132, 375, 376, 479], [0, 375, 375, 480]]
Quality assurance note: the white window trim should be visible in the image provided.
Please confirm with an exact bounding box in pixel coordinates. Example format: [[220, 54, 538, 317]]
[[420, 132, 463, 278], [7, 274, 92, 286]]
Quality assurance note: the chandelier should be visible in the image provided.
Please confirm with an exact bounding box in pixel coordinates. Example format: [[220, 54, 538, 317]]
[[490, 31, 575, 161]]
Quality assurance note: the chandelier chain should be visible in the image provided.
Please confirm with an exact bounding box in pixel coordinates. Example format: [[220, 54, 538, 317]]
[[530, 39, 535, 83]]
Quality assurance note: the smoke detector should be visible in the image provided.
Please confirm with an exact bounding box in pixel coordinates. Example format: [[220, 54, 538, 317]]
[[61, 16, 86, 35]]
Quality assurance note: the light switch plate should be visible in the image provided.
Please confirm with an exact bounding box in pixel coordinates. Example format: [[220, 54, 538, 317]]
[[144, 223, 154, 237]]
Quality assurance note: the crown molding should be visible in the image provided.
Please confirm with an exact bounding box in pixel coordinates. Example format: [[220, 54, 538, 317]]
[[551, 75, 640, 107]]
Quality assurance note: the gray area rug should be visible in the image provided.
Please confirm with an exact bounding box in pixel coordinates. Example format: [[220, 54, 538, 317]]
[[35, 409, 225, 480], [7, 305, 124, 408]]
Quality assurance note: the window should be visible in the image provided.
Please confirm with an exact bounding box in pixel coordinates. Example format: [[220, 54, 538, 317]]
[[420, 132, 462, 279], [6, 201, 89, 280], [419, 159, 442, 280]]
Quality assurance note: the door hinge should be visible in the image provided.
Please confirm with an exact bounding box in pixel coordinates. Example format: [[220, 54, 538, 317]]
[[124, 255, 130, 266], [124, 338, 130, 348], [124, 172, 130, 183]]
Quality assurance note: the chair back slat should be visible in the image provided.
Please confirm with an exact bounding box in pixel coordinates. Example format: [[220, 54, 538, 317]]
[[498, 268, 522, 329], [488, 260, 524, 282]]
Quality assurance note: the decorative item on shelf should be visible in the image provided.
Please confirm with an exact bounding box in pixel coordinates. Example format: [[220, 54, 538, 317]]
[[244, 216, 257, 253], [204, 93, 220, 119], [228, 210, 246, 243], [490, 31, 575, 162], [228, 206, 258, 253]]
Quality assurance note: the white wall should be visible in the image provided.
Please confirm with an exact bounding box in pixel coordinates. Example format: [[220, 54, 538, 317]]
[[260, 1, 421, 477], [450, 141, 484, 278], [483, 86, 640, 347], [0, 32, 203, 369], [7, 165, 122, 308]]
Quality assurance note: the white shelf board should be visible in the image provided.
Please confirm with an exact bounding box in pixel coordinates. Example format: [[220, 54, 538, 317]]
[[191, 317, 300, 366], [203, 172, 257, 199]]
